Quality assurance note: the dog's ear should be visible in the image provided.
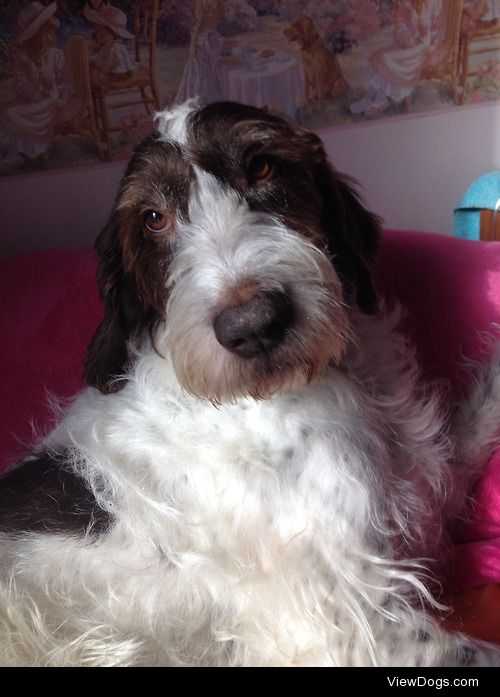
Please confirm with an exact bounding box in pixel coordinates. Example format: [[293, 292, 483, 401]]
[[84, 213, 144, 393], [85, 199, 167, 394], [312, 147, 381, 314], [84, 132, 186, 393]]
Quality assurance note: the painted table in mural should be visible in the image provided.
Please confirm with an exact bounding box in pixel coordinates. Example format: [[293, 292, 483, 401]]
[[219, 51, 305, 119]]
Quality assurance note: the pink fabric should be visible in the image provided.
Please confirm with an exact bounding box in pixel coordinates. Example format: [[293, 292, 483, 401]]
[[375, 231, 500, 592], [1, 229, 500, 592], [375, 229, 500, 398], [0, 250, 102, 470], [448, 450, 500, 591]]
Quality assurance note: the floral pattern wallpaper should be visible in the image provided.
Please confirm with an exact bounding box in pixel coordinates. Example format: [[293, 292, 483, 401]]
[[0, 0, 499, 176]]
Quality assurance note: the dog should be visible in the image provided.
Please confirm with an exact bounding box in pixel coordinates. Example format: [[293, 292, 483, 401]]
[[0, 99, 499, 666], [284, 13, 349, 109]]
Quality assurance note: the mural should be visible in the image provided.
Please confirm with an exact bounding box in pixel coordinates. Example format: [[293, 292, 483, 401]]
[[0, 0, 499, 176]]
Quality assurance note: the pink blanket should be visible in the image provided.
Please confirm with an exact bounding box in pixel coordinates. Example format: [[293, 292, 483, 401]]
[[377, 232, 500, 603], [0, 250, 101, 467], [1, 230, 500, 624]]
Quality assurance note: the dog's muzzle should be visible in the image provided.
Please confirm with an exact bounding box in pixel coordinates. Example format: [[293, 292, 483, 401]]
[[213, 290, 294, 358]]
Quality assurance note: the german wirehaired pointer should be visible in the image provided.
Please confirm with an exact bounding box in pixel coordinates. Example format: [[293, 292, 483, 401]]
[[1, 100, 499, 666]]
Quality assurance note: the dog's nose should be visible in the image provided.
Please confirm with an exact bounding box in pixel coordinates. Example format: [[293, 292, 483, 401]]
[[213, 290, 294, 358]]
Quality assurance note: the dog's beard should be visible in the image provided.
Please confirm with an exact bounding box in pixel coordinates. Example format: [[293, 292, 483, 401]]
[[164, 276, 350, 404], [160, 177, 351, 403]]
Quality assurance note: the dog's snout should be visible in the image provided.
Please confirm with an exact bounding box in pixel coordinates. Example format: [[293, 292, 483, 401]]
[[213, 291, 294, 358]]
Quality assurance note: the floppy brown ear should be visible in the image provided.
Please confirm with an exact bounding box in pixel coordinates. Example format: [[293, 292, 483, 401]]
[[84, 131, 184, 392], [313, 155, 381, 314], [84, 214, 147, 394]]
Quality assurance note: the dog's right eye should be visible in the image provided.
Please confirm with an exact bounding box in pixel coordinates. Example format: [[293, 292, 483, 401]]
[[143, 210, 173, 234], [247, 156, 276, 186]]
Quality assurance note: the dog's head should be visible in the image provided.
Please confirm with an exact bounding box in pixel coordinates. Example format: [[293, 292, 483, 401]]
[[85, 100, 380, 402], [284, 14, 319, 49]]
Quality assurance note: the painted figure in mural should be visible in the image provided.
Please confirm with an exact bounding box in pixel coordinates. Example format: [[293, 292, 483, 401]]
[[462, 0, 500, 31], [460, 0, 500, 102], [221, 0, 258, 34], [483, 0, 500, 21], [0, 1, 74, 167], [87, 0, 111, 8], [175, 0, 227, 104], [50, 0, 111, 43], [284, 12, 349, 109], [83, 3, 137, 87], [350, 0, 447, 115]]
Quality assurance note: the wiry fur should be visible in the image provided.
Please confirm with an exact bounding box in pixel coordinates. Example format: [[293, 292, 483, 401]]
[[1, 101, 499, 666], [453, 340, 500, 471], [164, 170, 349, 403]]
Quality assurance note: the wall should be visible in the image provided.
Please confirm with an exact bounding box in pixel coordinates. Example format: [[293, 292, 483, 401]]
[[323, 101, 500, 235], [0, 161, 125, 259], [0, 101, 499, 259]]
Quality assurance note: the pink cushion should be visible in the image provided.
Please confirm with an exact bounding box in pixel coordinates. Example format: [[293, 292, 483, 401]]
[[1, 229, 500, 597], [450, 452, 500, 590], [0, 250, 102, 469], [377, 231, 500, 599], [376, 230, 500, 397]]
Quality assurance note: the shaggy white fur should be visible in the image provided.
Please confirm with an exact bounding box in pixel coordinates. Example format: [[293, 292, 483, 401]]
[[1, 101, 499, 667]]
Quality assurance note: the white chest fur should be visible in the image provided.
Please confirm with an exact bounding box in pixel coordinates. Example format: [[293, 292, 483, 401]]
[[44, 380, 369, 661], [0, 313, 469, 666]]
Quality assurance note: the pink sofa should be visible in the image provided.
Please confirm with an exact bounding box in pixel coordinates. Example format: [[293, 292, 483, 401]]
[[1, 229, 500, 642]]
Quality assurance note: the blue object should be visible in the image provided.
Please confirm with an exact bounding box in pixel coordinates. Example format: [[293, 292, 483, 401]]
[[454, 171, 500, 240]]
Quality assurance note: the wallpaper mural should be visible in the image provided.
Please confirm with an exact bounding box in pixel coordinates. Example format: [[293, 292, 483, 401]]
[[0, 0, 499, 176]]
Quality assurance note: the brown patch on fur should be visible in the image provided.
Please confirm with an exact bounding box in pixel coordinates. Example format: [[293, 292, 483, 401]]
[[0, 450, 112, 536], [219, 280, 263, 311]]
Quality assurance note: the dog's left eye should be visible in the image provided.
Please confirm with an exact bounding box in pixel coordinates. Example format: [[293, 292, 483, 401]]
[[143, 210, 173, 234], [247, 156, 275, 184]]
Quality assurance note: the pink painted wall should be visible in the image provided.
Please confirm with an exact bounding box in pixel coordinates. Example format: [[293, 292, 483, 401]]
[[324, 102, 500, 235]]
